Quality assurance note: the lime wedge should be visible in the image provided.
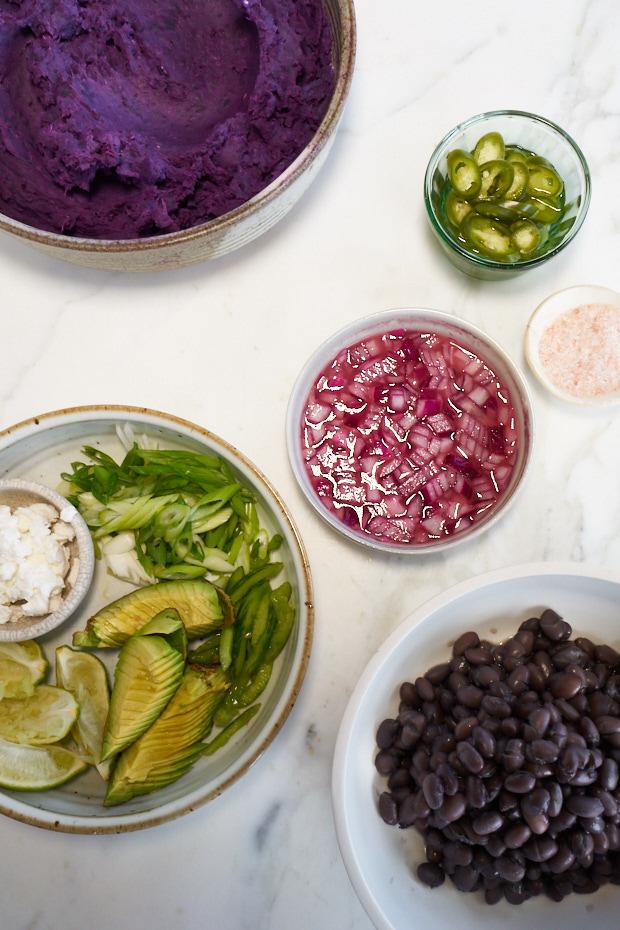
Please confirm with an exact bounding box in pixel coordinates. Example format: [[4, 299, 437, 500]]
[[0, 737, 87, 790], [0, 685, 79, 745], [0, 641, 48, 700], [55, 646, 110, 772]]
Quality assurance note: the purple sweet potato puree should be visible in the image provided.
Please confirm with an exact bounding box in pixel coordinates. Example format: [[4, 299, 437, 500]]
[[0, 0, 335, 239]]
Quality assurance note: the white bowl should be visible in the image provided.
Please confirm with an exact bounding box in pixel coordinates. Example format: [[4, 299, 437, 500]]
[[526, 285, 620, 407], [0, 478, 94, 642], [286, 308, 534, 554], [332, 563, 620, 930], [0, 406, 312, 832]]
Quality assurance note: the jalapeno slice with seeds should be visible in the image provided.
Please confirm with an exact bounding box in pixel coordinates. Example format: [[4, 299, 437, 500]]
[[473, 201, 522, 224], [462, 214, 515, 260], [478, 160, 514, 201], [519, 196, 563, 224], [447, 149, 481, 199], [473, 131, 505, 165], [445, 190, 473, 227], [505, 147, 528, 163], [504, 162, 528, 199], [510, 219, 541, 256], [527, 164, 563, 198]]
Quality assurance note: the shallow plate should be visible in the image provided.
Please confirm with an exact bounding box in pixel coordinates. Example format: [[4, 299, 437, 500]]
[[0, 406, 312, 833], [332, 563, 620, 930]]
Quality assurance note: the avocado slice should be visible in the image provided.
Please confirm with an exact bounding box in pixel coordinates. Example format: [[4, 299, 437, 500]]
[[104, 665, 230, 806], [73, 580, 226, 648], [101, 611, 186, 761]]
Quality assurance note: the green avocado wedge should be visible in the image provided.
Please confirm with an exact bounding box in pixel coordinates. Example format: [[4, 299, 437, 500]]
[[101, 610, 186, 761], [73, 579, 226, 648], [104, 666, 230, 806]]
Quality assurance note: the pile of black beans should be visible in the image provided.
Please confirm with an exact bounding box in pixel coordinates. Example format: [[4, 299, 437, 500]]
[[375, 609, 620, 905]]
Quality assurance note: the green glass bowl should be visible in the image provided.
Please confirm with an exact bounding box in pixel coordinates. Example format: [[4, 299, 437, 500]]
[[424, 110, 591, 280]]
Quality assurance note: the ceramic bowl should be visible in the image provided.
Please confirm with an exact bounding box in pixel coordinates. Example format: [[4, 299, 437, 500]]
[[332, 563, 620, 930], [0, 478, 94, 642], [0, 406, 312, 832], [286, 308, 534, 555], [0, 0, 356, 272], [424, 110, 591, 280], [525, 284, 620, 407]]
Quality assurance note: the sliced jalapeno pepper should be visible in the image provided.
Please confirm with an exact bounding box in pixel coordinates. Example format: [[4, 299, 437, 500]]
[[519, 196, 563, 224], [510, 219, 541, 256], [473, 131, 505, 165], [505, 147, 528, 164], [478, 160, 515, 201], [447, 149, 481, 199], [445, 190, 473, 227], [462, 214, 516, 260], [504, 162, 529, 200], [527, 164, 563, 198], [473, 201, 522, 223]]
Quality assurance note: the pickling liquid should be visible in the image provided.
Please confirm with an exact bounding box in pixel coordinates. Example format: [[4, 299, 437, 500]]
[[300, 328, 521, 546]]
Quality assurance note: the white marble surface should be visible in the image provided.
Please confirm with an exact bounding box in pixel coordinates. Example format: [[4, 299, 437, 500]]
[[1, 1, 620, 928]]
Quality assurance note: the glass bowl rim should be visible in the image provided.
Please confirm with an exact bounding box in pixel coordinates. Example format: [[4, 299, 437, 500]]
[[423, 109, 592, 272]]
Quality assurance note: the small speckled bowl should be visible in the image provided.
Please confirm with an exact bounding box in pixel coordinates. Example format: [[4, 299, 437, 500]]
[[525, 285, 620, 407], [0, 479, 95, 642], [0, 0, 355, 272]]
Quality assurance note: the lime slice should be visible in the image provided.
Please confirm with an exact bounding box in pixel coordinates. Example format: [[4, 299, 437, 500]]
[[55, 646, 110, 771], [0, 641, 48, 700], [0, 686, 79, 745], [0, 737, 87, 790]]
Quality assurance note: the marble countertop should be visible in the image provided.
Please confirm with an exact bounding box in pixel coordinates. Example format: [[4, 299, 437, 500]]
[[1, 2, 619, 928]]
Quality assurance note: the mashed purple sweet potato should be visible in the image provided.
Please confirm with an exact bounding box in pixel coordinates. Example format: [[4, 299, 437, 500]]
[[0, 0, 334, 238]]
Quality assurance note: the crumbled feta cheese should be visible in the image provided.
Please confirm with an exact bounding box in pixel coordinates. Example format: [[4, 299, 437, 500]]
[[0, 502, 76, 623]]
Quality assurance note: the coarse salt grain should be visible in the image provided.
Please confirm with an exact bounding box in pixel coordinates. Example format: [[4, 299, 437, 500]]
[[538, 303, 620, 399]]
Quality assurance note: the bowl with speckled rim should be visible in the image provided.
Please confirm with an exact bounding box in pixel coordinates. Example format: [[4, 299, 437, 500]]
[[333, 563, 620, 930], [0, 478, 95, 642], [0, 0, 355, 272], [0, 406, 313, 833]]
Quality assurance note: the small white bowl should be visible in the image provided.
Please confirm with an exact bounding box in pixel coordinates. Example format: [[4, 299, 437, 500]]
[[286, 308, 534, 554], [0, 479, 94, 642], [332, 562, 620, 930], [525, 285, 620, 407]]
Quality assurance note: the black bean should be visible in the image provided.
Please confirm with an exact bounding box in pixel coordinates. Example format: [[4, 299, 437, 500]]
[[443, 841, 472, 867], [502, 741, 525, 773], [595, 644, 620, 664], [474, 665, 501, 688], [592, 831, 609, 855], [499, 717, 520, 738], [496, 856, 525, 883], [452, 631, 479, 656], [484, 886, 503, 905], [515, 629, 536, 653], [398, 792, 423, 827], [548, 810, 577, 834], [605, 675, 620, 701], [504, 771, 535, 794], [438, 793, 466, 824], [486, 836, 506, 858], [456, 685, 483, 709], [417, 862, 445, 888], [552, 645, 589, 669], [464, 647, 492, 666], [601, 757, 619, 791], [399, 681, 420, 706], [481, 695, 511, 718], [528, 706, 550, 736], [566, 795, 604, 818], [596, 715, 620, 736], [540, 609, 571, 641], [400, 724, 421, 750], [489, 680, 513, 702], [556, 698, 580, 722], [451, 865, 479, 892], [424, 662, 450, 685], [456, 742, 484, 774], [422, 773, 445, 811], [547, 782, 563, 818], [550, 672, 583, 699], [416, 676, 435, 703], [435, 762, 459, 796], [472, 811, 504, 836], [523, 836, 558, 862], [528, 739, 560, 764], [471, 726, 495, 758], [454, 716, 478, 740], [520, 617, 540, 634], [376, 718, 400, 749], [593, 787, 617, 817], [506, 666, 529, 694], [465, 775, 487, 809], [548, 845, 575, 873], [375, 750, 399, 775], [450, 655, 469, 674], [378, 792, 399, 825], [505, 823, 531, 849], [571, 770, 598, 787], [579, 717, 600, 745], [606, 823, 620, 850]]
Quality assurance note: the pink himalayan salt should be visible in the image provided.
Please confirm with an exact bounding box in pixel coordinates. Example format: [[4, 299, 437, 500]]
[[538, 303, 620, 399]]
